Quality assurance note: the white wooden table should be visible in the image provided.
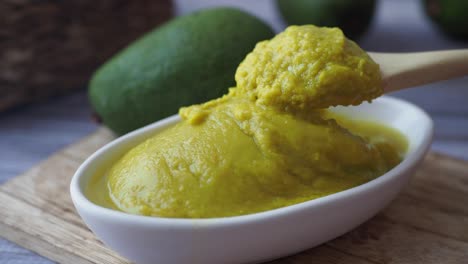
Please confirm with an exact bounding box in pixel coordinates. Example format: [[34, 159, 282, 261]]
[[1, 0, 467, 263]]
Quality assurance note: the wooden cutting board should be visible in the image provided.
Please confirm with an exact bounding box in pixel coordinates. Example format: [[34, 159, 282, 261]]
[[1, 127, 467, 264]]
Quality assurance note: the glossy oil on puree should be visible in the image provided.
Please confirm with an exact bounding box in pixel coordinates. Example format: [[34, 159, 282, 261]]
[[86, 25, 407, 218]]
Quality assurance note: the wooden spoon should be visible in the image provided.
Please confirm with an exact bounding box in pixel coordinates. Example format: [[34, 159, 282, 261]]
[[368, 49, 468, 93]]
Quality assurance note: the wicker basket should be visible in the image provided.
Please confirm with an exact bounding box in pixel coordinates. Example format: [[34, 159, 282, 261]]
[[0, 0, 172, 111]]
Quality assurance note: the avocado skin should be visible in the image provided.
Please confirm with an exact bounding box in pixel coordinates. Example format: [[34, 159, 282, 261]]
[[276, 0, 376, 39], [423, 0, 468, 40], [89, 8, 274, 135]]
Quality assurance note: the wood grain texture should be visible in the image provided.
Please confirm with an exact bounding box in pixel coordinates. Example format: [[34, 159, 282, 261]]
[[1, 128, 467, 264]]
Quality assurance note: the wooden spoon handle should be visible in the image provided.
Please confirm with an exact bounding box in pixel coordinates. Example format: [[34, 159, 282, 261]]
[[368, 49, 468, 93]]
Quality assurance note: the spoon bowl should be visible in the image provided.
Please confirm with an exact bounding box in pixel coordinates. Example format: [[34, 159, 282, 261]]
[[70, 96, 433, 264]]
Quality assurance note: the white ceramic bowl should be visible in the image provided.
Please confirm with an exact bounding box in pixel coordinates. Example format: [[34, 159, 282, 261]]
[[70, 96, 433, 264]]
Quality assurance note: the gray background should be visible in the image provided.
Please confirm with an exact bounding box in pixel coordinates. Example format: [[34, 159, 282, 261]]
[[1, 0, 467, 262]]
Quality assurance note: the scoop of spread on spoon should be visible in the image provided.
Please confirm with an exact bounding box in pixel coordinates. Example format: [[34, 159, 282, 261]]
[[235, 25, 382, 112]]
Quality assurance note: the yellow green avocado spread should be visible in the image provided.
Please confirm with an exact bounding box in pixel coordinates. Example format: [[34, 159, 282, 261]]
[[235, 25, 382, 111], [86, 25, 407, 218]]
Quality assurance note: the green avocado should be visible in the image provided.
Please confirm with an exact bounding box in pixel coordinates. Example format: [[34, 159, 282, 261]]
[[89, 8, 274, 135], [423, 0, 468, 40], [276, 0, 376, 39]]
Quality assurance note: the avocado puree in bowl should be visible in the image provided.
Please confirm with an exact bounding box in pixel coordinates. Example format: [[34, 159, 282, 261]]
[[86, 25, 407, 218]]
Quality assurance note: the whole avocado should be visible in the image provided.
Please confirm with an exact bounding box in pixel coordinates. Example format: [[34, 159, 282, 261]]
[[423, 0, 468, 40], [89, 8, 274, 135], [276, 0, 376, 39]]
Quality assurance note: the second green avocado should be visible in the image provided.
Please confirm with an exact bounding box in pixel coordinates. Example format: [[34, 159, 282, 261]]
[[89, 8, 274, 135], [276, 0, 376, 39], [423, 0, 468, 40]]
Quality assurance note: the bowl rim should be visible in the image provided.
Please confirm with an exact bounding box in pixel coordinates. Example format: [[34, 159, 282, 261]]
[[70, 96, 433, 228]]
